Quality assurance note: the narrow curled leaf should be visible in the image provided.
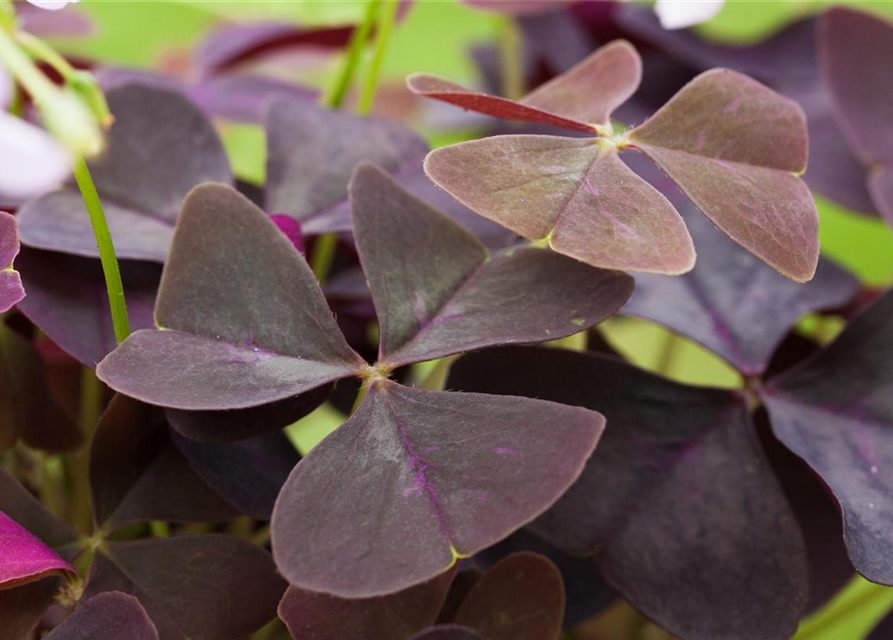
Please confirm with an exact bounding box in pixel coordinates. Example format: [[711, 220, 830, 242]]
[[350, 163, 634, 365], [45, 592, 159, 640], [271, 381, 603, 597], [424, 135, 695, 274], [0, 212, 24, 313], [97, 183, 364, 411]]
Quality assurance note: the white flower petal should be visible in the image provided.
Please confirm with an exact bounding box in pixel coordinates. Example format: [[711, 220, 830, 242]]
[[655, 0, 725, 30], [0, 112, 71, 203], [27, 0, 79, 10]]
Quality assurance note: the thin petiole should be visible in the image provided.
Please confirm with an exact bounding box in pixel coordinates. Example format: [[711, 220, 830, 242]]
[[357, 0, 399, 115], [323, 0, 380, 110]]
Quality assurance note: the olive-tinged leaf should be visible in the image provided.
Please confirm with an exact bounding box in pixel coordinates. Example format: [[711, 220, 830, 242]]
[[172, 430, 300, 521], [629, 69, 817, 282], [453, 552, 563, 640], [165, 385, 330, 444], [45, 592, 159, 640], [0, 577, 61, 640], [0, 323, 81, 452], [350, 163, 633, 365], [271, 381, 603, 598], [90, 395, 238, 529], [763, 290, 893, 585], [0, 468, 79, 558], [0, 510, 74, 589], [97, 184, 364, 411], [85, 536, 286, 640], [868, 166, 893, 227], [424, 135, 695, 274], [278, 568, 456, 640], [16, 248, 159, 367], [265, 98, 428, 234], [409, 626, 483, 640], [622, 208, 858, 375], [0, 211, 24, 313], [448, 348, 808, 640], [408, 40, 640, 132], [818, 7, 893, 168], [17, 83, 231, 262]]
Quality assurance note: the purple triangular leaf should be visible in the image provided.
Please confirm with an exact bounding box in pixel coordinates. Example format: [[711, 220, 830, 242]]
[[271, 381, 603, 597], [0, 468, 79, 558], [90, 395, 239, 529], [453, 552, 564, 640], [0, 211, 24, 313], [15, 248, 160, 367], [0, 577, 62, 640], [45, 592, 159, 640], [762, 290, 893, 585], [350, 163, 632, 366], [97, 183, 364, 410], [264, 98, 428, 233], [278, 568, 456, 640], [85, 536, 286, 640], [409, 626, 484, 640], [424, 135, 695, 274], [447, 347, 809, 640], [172, 430, 300, 521], [0, 510, 74, 589], [17, 83, 231, 262], [629, 69, 818, 282], [818, 7, 893, 168], [622, 207, 858, 376]]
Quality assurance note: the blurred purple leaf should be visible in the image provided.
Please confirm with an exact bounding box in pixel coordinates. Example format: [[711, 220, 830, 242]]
[[0, 468, 79, 559], [44, 592, 159, 640], [350, 163, 633, 366], [16, 1, 93, 36], [0, 212, 25, 313], [271, 381, 603, 597], [0, 509, 74, 589], [459, 0, 566, 15], [0, 577, 62, 640], [410, 626, 484, 640], [18, 83, 231, 262], [191, 75, 318, 124]]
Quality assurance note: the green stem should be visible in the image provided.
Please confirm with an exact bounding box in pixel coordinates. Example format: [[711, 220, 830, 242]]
[[357, 0, 399, 115], [497, 16, 524, 100], [323, 0, 380, 109], [67, 368, 103, 533], [15, 30, 75, 79], [310, 233, 339, 284], [656, 330, 679, 377], [72, 156, 130, 344], [0, 23, 59, 106]]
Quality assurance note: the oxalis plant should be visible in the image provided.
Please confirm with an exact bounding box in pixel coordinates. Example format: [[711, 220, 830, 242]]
[[2, 1, 893, 639]]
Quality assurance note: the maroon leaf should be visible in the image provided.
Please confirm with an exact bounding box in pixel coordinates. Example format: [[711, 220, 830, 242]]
[[45, 592, 159, 640], [0, 577, 62, 640], [17, 83, 231, 262], [423, 135, 695, 274], [0, 468, 79, 558], [622, 207, 858, 375], [453, 552, 564, 640], [350, 163, 633, 366], [278, 567, 456, 640], [271, 381, 603, 597], [0, 510, 74, 589], [0, 211, 24, 313], [409, 626, 483, 640], [762, 290, 893, 585], [85, 536, 286, 640], [629, 69, 818, 282], [96, 184, 365, 410], [408, 40, 640, 132], [448, 347, 809, 640]]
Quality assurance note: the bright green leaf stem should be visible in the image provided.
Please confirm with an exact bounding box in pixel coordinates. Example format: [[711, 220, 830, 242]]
[[357, 0, 399, 115]]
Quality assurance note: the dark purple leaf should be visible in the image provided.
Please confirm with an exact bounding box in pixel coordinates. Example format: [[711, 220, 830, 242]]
[[629, 69, 818, 282], [172, 430, 300, 521], [15, 248, 159, 367], [278, 567, 456, 640], [408, 626, 483, 640], [435, 568, 481, 625], [0, 468, 79, 559], [45, 592, 159, 640], [190, 75, 318, 124], [0, 577, 61, 640], [622, 207, 858, 375], [868, 609, 893, 640], [408, 40, 640, 132], [350, 163, 633, 366], [271, 381, 603, 597], [763, 290, 893, 585], [17, 83, 231, 262], [453, 552, 563, 640], [0, 322, 81, 452], [90, 394, 238, 529], [517, 10, 595, 75], [423, 135, 696, 274], [0, 211, 24, 313], [85, 535, 286, 640], [0, 509, 74, 589], [97, 184, 365, 410], [264, 98, 428, 234], [447, 347, 809, 640]]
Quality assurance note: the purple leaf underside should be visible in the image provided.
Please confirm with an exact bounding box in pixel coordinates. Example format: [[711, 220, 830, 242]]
[[45, 592, 159, 640], [0, 510, 74, 589]]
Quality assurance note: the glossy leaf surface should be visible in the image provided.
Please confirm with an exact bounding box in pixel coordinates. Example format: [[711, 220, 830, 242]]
[[0, 211, 24, 313], [0, 510, 74, 589], [278, 567, 455, 640], [45, 592, 159, 640], [97, 184, 364, 410], [763, 290, 893, 585], [272, 381, 603, 597], [350, 163, 633, 365], [424, 135, 695, 274], [18, 83, 231, 262], [448, 347, 808, 640]]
